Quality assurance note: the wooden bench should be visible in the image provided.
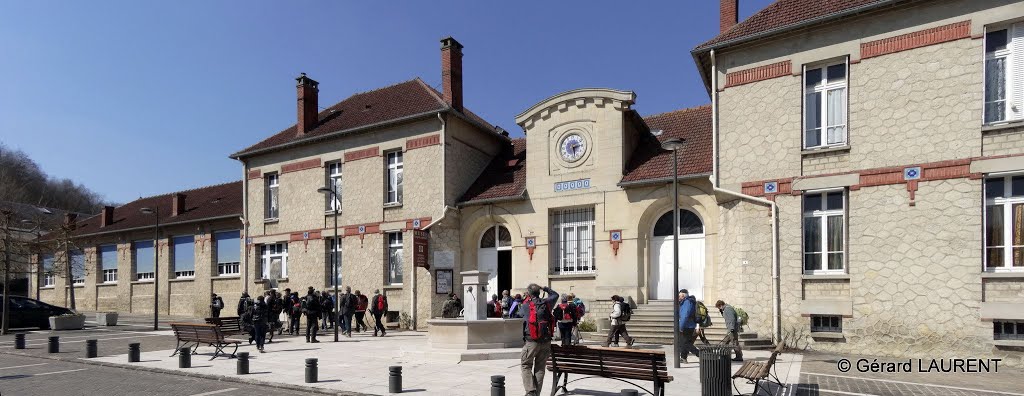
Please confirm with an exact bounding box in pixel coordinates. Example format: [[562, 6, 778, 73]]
[[732, 343, 785, 395], [547, 345, 673, 396], [170, 323, 241, 360], [204, 317, 243, 336]]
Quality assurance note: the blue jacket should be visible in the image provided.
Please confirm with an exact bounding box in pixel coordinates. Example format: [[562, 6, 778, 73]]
[[679, 296, 697, 329]]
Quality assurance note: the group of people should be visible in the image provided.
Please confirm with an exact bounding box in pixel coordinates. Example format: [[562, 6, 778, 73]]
[[677, 289, 744, 363], [210, 286, 391, 353]]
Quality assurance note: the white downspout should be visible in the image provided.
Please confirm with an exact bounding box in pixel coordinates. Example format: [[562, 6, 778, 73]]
[[240, 159, 250, 294], [711, 49, 720, 187]]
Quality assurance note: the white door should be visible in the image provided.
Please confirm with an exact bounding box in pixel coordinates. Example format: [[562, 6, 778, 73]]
[[477, 248, 498, 296], [649, 209, 705, 300]]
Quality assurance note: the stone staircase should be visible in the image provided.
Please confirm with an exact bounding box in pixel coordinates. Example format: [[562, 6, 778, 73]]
[[584, 299, 774, 350]]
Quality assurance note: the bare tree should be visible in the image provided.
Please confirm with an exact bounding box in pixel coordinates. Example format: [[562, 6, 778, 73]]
[[0, 143, 111, 214]]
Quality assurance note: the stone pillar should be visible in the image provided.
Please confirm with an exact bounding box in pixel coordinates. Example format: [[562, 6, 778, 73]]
[[461, 270, 489, 320]]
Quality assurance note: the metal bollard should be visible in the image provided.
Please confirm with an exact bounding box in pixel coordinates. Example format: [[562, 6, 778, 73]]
[[14, 333, 25, 349], [620, 390, 639, 396], [236, 352, 249, 375], [304, 358, 318, 383], [178, 347, 191, 368], [85, 339, 97, 358], [490, 375, 505, 396], [47, 336, 59, 353], [389, 366, 402, 393], [128, 343, 141, 362]]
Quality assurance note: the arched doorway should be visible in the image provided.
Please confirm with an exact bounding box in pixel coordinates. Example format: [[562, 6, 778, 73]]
[[477, 225, 512, 297], [649, 209, 705, 300]]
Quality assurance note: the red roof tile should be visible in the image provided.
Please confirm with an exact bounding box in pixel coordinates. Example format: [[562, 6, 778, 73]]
[[458, 138, 527, 204], [71, 181, 242, 237], [621, 105, 713, 184]]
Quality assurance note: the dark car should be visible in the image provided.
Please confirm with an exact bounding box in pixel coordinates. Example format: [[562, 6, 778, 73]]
[[0, 295, 73, 329]]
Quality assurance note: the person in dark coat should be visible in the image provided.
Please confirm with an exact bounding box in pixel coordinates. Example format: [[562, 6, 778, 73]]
[[716, 300, 743, 362], [678, 289, 700, 363], [320, 291, 334, 330], [236, 292, 251, 316], [210, 293, 224, 318], [288, 293, 301, 335], [338, 286, 358, 337], [303, 287, 321, 343], [354, 290, 369, 332], [251, 295, 269, 352], [370, 289, 388, 337]]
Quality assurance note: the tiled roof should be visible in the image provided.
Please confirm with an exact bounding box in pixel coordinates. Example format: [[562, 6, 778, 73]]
[[0, 201, 86, 232], [621, 105, 713, 184], [232, 78, 502, 158], [71, 181, 242, 237], [458, 138, 527, 204], [694, 0, 892, 51]]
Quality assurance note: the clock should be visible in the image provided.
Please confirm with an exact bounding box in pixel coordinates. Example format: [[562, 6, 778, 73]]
[[559, 133, 587, 163]]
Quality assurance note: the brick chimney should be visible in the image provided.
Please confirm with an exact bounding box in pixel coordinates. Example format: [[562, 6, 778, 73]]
[[296, 73, 319, 136], [440, 37, 464, 111], [100, 206, 114, 227], [721, 0, 739, 33], [172, 193, 186, 216], [63, 213, 77, 230]]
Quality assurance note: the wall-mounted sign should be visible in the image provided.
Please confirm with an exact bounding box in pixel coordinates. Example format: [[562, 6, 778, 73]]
[[609, 230, 622, 256], [525, 237, 537, 260], [302, 231, 309, 240], [764, 181, 778, 194], [412, 219, 422, 229], [358, 225, 366, 234], [554, 179, 591, 192], [413, 230, 429, 269], [433, 250, 454, 269], [435, 269, 453, 294], [904, 167, 922, 181]]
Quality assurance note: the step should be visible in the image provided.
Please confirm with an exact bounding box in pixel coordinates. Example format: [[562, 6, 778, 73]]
[[582, 333, 776, 350]]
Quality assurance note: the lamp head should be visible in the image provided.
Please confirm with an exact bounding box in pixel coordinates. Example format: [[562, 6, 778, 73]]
[[140, 207, 155, 215], [660, 138, 685, 151], [317, 187, 332, 194]]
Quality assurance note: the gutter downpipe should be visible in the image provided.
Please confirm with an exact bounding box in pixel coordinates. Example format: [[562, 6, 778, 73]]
[[241, 159, 250, 294], [712, 49, 719, 188]]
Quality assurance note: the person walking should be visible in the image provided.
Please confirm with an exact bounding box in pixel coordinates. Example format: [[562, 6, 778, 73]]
[[210, 293, 224, 318], [552, 295, 577, 347], [319, 291, 334, 330], [519, 283, 559, 396], [678, 289, 701, 363], [267, 291, 283, 335], [715, 300, 743, 362], [354, 290, 369, 332], [288, 293, 301, 335], [303, 287, 321, 343], [339, 286, 357, 337], [507, 294, 523, 319], [602, 295, 635, 348], [251, 295, 269, 352], [500, 290, 513, 318], [236, 292, 251, 316], [370, 289, 388, 337]]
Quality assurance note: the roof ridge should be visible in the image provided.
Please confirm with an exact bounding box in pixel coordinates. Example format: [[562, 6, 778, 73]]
[[129, 180, 241, 203], [414, 77, 451, 109], [642, 104, 711, 120]]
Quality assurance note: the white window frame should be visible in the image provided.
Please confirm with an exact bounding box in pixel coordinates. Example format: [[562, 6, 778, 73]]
[[265, 173, 279, 220], [550, 207, 596, 275], [386, 151, 404, 205], [214, 230, 241, 276], [984, 175, 1024, 271], [811, 315, 843, 333], [386, 232, 403, 285], [803, 189, 846, 275], [326, 162, 343, 212], [803, 59, 849, 149], [260, 243, 288, 279], [984, 23, 1024, 125], [172, 235, 195, 279], [40, 254, 55, 287], [43, 273, 55, 287], [70, 251, 85, 285], [98, 244, 118, 284], [326, 237, 342, 286]]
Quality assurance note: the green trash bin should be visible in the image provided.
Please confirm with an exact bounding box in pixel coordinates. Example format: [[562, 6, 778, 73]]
[[697, 345, 732, 396]]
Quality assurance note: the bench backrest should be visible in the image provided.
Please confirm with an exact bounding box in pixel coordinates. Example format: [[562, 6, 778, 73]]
[[204, 317, 243, 333], [548, 345, 672, 382], [171, 322, 225, 343]]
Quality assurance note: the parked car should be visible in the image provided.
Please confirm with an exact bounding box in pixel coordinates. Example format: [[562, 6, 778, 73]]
[[0, 295, 73, 329]]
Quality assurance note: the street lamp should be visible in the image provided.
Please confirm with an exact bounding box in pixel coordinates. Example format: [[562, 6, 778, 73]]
[[660, 137, 686, 369], [317, 186, 340, 342], [19, 220, 39, 302], [140, 207, 160, 331]]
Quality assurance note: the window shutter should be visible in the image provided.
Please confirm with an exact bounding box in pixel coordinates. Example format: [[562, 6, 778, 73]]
[[1012, 22, 1024, 121]]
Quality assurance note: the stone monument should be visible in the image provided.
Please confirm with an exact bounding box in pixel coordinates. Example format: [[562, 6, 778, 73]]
[[421, 270, 524, 359]]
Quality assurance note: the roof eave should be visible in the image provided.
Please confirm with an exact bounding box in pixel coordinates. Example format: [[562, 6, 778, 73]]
[[457, 190, 528, 208], [72, 213, 242, 239], [617, 173, 713, 188]]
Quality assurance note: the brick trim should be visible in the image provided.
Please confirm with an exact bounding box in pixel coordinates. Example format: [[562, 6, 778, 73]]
[[281, 158, 322, 174], [343, 223, 381, 237], [247, 169, 262, 180], [288, 230, 322, 242], [860, 21, 970, 59], [404, 217, 432, 230], [725, 61, 792, 88], [344, 147, 380, 162], [406, 134, 440, 151]]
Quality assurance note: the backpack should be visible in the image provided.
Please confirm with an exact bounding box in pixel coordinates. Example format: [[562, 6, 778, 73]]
[[493, 301, 502, 316], [559, 303, 574, 322], [376, 295, 387, 312], [304, 295, 320, 314], [525, 297, 555, 341], [694, 300, 711, 327], [735, 307, 749, 326], [575, 301, 586, 317], [213, 298, 223, 310], [618, 301, 632, 322]]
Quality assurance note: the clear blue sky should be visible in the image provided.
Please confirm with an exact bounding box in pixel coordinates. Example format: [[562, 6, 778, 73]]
[[0, 1, 773, 204]]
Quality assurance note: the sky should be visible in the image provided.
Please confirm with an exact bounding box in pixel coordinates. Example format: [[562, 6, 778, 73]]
[[0, 0, 774, 204]]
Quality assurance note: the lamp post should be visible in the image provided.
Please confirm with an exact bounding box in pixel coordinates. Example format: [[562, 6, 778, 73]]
[[19, 220, 40, 302], [317, 187, 340, 342], [1, 210, 12, 336], [661, 137, 686, 369], [140, 207, 160, 331]]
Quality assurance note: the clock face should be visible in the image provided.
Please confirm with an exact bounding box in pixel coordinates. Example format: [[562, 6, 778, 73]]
[[559, 134, 586, 163]]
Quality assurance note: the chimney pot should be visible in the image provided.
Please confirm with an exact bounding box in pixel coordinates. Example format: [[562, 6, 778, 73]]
[[172, 193, 186, 216], [100, 206, 115, 227], [440, 37, 464, 111], [296, 73, 320, 135], [720, 0, 739, 33], [63, 213, 77, 230]]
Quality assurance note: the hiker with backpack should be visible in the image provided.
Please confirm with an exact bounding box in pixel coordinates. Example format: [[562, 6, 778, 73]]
[[370, 289, 388, 337], [518, 283, 559, 396], [677, 289, 701, 363], [602, 295, 635, 348], [288, 292, 301, 335], [552, 296, 577, 346], [303, 287, 321, 343], [210, 293, 224, 318], [715, 300, 744, 362]]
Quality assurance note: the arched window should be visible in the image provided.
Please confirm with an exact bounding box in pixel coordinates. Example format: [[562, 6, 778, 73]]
[[653, 209, 703, 237], [480, 225, 512, 249]]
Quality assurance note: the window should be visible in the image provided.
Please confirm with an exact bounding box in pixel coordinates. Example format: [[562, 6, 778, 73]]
[[550, 207, 596, 275], [985, 24, 1023, 124], [480, 225, 512, 249], [326, 238, 342, 286], [985, 176, 1024, 270], [265, 173, 279, 219], [804, 60, 848, 149], [133, 240, 155, 281], [994, 321, 1024, 341], [386, 151, 403, 205], [260, 243, 287, 279], [386, 233, 403, 284], [653, 209, 704, 237], [70, 250, 85, 285], [172, 235, 195, 278], [215, 230, 241, 276], [811, 315, 842, 333], [326, 162, 342, 211], [99, 244, 118, 283], [41, 254, 55, 287], [804, 190, 845, 274]]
